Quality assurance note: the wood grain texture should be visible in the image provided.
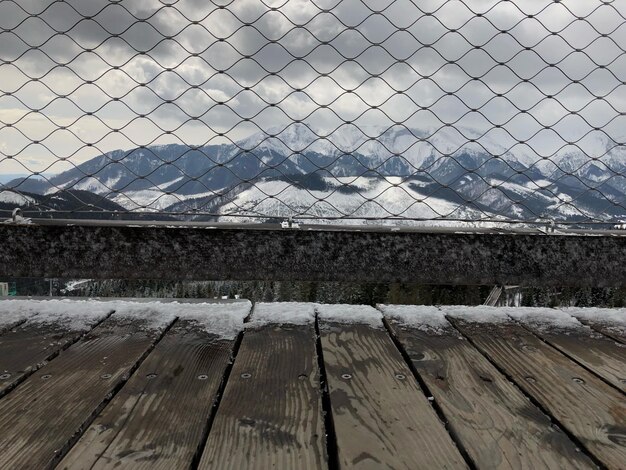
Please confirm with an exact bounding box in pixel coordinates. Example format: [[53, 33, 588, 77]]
[[198, 325, 325, 470], [518, 323, 626, 393], [58, 319, 236, 470], [0, 315, 171, 470], [0, 321, 104, 398], [0, 317, 30, 335], [320, 322, 467, 470], [385, 319, 594, 470], [571, 316, 626, 345], [451, 319, 626, 470]]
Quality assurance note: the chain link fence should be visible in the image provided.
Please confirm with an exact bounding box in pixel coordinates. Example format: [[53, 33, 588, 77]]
[[1, 0, 625, 227]]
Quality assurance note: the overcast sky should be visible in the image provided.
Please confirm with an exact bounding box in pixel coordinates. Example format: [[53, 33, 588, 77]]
[[0, 0, 625, 174]]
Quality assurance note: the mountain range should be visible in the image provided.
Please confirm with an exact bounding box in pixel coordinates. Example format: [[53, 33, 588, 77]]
[[3, 123, 626, 225]]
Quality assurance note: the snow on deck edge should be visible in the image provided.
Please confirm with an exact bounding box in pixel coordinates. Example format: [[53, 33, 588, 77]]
[[248, 302, 316, 327], [0, 299, 252, 339], [378, 305, 452, 334], [317, 304, 382, 327]]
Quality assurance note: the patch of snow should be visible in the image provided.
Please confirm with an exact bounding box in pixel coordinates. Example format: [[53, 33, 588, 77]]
[[0, 190, 35, 206], [562, 307, 626, 335], [113, 187, 227, 212], [547, 202, 588, 217], [317, 304, 382, 327], [156, 176, 185, 190], [175, 301, 252, 340], [235, 123, 544, 170], [249, 302, 316, 327], [0, 301, 40, 327], [112, 190, 182, 211], [67, 176, 121, 195], [2, 213, 32, 225], [110, 301, 252, 335], [443, 306, 587, 332], [442, 306, 512, 324], [108, 302, 178, 330], [0, 299, 113, 331], [504, 307, 583, 331], [0, 299, 252, 338], [61, 279, 93, 294], [148, 143, 175, 153], [218, 175, 488, 223], [524, 179, 553, 189], [378, 305, 452, 334]]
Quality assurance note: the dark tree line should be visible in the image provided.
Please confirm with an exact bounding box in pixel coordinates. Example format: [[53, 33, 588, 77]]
[[7, 278, 626, 308]]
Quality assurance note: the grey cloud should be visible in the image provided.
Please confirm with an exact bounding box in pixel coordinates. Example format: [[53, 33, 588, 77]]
[[1, 0, 626, 172]]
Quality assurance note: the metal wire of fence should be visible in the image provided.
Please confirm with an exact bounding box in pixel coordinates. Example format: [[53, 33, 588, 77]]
[[1, 0, 626, 227]]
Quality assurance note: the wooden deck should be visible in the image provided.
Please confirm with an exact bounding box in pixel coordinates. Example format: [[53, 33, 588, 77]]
[[0, 300, 624, 469]]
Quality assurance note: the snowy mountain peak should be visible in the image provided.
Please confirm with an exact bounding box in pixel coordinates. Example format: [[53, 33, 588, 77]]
[[233, 122, 521, 170]]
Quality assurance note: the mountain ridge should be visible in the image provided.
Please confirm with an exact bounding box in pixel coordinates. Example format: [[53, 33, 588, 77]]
[[3, 123, 626, 224]]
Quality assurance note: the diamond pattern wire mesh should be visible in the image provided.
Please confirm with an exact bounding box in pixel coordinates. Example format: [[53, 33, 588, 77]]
[[1, 0, 626, 227]]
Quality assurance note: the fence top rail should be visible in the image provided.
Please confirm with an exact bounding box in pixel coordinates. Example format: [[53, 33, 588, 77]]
[[3, 221, 626, 287], [4, 217, 626, 237]]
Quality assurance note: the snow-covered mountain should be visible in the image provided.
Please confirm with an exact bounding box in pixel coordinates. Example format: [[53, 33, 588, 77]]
[[4, 123, 626, 224]]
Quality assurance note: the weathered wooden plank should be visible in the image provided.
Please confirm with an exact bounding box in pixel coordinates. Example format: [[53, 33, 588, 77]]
[[0, 317, 29, 335], [564, 307, 626, 344], [0, 299, 41, 334], [381, 306, 594, 470], [320, 320, 468, 469], [0, 309, 112, 397], [0, 324, 90, 398], [506, 308, 626, 392], [0, 314, 173, 469], [447, 310, 626, 470], [58, 319, 237, 470], [198, 312, 325, 469], [0, 320, 24, 335]]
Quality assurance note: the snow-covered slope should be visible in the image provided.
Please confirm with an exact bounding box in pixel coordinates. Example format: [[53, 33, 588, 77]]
[[0, 190, 35, 206], [5, 123, 626, 223], [218, 176, 492, 223]]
